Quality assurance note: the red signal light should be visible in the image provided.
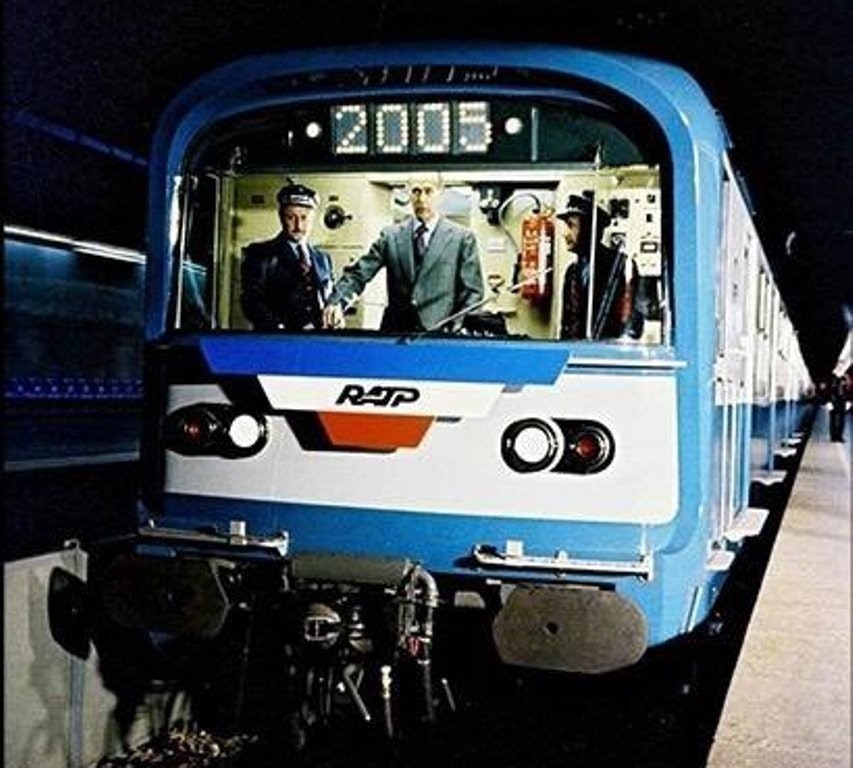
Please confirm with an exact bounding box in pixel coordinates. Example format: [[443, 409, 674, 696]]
[[570, 427, 612, 472], [183, 418, 206, 443], [574, 431, 603, 461]]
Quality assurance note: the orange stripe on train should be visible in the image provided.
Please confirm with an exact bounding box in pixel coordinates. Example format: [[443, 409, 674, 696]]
[[317, 412, 434, 451]]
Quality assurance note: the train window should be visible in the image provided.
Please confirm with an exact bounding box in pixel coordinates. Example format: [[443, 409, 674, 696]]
[[175, 174, 217, 330], [176, 94, 670, 344]]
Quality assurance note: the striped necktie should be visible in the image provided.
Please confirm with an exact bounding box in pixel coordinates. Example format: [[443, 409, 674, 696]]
[[297, 243, 311, 275]]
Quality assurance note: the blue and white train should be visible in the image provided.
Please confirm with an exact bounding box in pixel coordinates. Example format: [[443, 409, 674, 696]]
[[50, 43, 811, 739]]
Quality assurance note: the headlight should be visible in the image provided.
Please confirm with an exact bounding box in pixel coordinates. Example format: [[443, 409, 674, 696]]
[[501, 418, 562, 473]]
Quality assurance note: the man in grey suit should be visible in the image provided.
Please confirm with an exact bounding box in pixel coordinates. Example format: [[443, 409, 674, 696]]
[[324, 177, 484, 333]]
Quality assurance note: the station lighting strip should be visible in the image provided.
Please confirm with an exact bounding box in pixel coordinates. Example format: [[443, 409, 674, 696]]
[[4, 224, 146, 264]]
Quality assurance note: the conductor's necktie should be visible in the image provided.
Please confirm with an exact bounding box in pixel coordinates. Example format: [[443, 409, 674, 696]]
[[297, 243, 311, 275]]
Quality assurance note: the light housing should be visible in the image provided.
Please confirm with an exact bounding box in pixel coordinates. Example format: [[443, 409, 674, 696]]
[[501, 418, 614, 475], [164, 403, 268, 458]]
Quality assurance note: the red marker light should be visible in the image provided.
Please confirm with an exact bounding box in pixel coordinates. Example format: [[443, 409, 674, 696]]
[[574, 431, 603, 462], [183, 419, 205, 442], [571, 426, 613, 472]]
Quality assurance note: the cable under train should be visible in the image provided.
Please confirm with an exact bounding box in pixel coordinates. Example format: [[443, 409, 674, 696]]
[[49, 42, 811, 744]]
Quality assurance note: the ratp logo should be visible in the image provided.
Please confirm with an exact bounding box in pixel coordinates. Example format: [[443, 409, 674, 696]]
[[336, 384, 421, 408]]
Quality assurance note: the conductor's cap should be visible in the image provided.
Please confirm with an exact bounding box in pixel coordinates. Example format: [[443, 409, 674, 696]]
[[556, 193, 611, 227], [277, 182, 319, 208]]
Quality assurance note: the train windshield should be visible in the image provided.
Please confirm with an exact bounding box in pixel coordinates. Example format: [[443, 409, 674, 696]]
[[174, 85, 670, 344]]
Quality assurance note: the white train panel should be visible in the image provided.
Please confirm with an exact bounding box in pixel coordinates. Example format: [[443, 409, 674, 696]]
[[164, 372, 679, 524]]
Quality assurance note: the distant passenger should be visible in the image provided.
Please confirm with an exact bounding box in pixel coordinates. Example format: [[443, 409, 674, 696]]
[[241, 181, 335, 331], [828, 367, 851, 442], [323, 176, 484, 333], [557, 193, 641, 340]]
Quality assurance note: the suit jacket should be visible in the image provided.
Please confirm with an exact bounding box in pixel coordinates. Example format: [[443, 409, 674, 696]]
[[330, 216, 484, 332], [240, 233, 334, 331]]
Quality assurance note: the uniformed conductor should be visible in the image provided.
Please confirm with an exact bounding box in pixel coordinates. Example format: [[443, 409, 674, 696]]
[[240, 181, 335, 330]]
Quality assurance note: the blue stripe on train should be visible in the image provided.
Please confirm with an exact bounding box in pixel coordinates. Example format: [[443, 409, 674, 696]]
[[199, 335, 571, 385]]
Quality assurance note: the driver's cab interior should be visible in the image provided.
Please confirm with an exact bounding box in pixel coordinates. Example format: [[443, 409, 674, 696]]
[[175, 94, 669, 344]]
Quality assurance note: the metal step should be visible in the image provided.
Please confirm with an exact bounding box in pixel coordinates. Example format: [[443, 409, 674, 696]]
[[707, 548, 735, 571], [724, 507, 770, 543], [752, 469, 787, 486]]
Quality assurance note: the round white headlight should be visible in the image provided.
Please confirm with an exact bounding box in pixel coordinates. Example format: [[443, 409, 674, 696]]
[[228, 413, 264, 449], [501, 419, 561, 473], [513, 424, 555, 464]]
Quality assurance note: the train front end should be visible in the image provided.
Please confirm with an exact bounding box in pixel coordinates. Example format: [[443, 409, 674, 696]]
[[63, 45, 740, 737]]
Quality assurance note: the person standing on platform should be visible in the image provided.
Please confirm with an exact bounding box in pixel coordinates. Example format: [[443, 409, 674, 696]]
[[826, 334, 852, 442], [240, 181, 335, 331], [828, 368, 851, 442]]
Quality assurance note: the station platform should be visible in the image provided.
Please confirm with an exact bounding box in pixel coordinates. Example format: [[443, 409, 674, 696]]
[[708, 407, 851, 767]]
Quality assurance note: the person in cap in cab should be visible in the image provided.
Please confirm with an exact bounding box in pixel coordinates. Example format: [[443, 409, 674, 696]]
[[240, 181, 335, 330], [323, 175, 483, 333], [557, 193, 640, 340]]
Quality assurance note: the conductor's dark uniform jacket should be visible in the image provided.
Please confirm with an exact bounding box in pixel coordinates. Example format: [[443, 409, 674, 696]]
[[240, 233, 334, 330]]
